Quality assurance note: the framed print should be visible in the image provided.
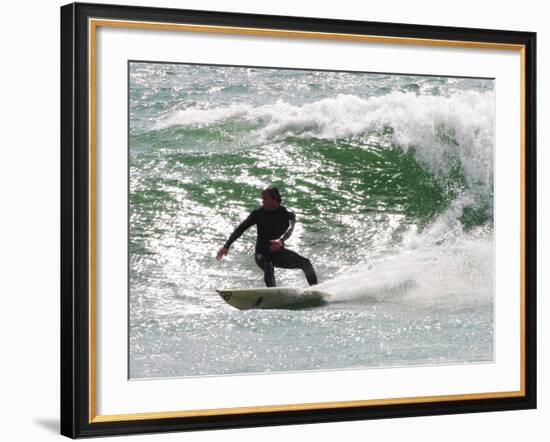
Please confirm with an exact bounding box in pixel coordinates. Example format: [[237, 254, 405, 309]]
[[60, 2, 537, 438]]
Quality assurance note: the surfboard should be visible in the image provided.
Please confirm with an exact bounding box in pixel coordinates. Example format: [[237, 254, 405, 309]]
[[216, 287, 330, 310]]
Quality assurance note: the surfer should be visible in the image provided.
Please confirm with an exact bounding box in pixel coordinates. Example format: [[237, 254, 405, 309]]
[[216, 186, 318, 287]]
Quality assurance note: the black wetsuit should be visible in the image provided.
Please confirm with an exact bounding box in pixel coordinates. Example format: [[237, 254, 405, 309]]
[[223, 206, 318, 287]]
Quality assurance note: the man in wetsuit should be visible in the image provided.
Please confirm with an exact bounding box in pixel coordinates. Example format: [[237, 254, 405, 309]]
[[216, 186, 318, 287]]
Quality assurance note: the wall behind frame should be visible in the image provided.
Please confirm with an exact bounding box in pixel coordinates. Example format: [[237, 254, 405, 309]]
[[0, 0, 545, 441]]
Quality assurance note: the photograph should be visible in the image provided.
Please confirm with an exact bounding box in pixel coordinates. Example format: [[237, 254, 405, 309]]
[[2, 0, 545, 440], [129, 61, 496, 379]]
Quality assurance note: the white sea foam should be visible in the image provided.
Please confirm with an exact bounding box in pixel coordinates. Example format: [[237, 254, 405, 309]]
[[154, 103, 253, 130]]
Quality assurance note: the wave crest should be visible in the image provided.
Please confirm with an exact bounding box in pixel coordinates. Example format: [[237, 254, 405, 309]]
[[158, 91, 494, 205]]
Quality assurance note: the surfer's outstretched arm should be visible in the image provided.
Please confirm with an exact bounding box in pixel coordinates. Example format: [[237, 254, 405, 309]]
[[216, 211, 257, 260]]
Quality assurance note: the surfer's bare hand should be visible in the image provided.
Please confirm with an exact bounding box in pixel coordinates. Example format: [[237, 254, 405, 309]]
[[216, 247, 228, 260], [269, 239, 283, 252]]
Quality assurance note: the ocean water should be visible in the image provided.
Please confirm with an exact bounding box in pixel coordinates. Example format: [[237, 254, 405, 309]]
[[129, 62, 495, 379]]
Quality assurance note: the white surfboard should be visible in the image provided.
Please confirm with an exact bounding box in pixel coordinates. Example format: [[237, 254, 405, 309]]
[[216, 287, 330, 310]]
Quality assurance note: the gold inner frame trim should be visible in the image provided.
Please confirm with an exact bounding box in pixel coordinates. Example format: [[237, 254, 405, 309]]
[[519, 47, 527, 395], [88, 17, 527, 423], [90, 18, 525, 51], [91, 390, 524, 423]]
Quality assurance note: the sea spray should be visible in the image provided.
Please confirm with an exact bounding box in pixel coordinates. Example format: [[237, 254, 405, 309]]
[[315, 225, 493, 311]]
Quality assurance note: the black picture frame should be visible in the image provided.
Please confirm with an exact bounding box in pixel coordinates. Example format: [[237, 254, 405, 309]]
[[61, 2, 536, 438]]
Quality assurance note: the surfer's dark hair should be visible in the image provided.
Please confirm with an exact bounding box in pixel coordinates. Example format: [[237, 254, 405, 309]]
[[263, 186, 282, 204]]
